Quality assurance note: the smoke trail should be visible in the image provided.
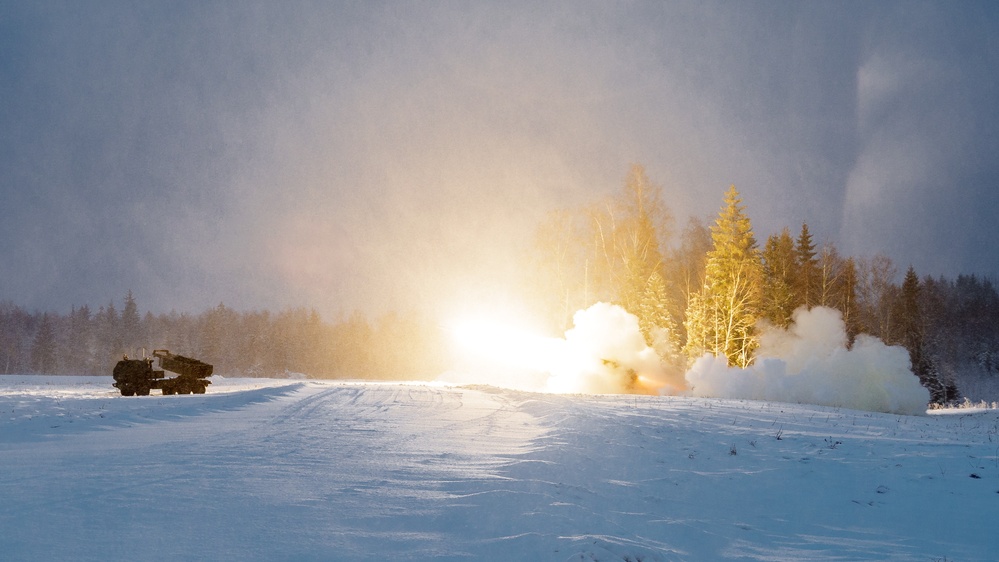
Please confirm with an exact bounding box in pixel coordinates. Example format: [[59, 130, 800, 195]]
[[684, 306, 930, 415]]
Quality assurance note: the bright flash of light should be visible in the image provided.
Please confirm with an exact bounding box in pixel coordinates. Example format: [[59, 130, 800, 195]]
[[449, 319, 561, 372], [444, 303, 680, 396]]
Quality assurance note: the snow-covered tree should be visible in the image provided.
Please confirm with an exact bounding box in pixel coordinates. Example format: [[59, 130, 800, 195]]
[[684, 185, 761, 368], [638, 270, 681, 364]]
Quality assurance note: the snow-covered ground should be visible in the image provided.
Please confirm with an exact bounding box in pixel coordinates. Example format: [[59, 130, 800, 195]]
[[1, 375, 997, 561]]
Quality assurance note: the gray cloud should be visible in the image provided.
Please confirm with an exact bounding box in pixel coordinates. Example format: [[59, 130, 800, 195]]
[[841, 3, 999, 272], [2, 1, 998, 318]]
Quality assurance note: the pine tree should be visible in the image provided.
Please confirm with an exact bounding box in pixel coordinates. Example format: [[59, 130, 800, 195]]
[[898, 266, 944, 404], [684, 185, 761, 367], [31, 313, 57, 374], [638, 270, 681, 364], [330, 311, 373, 378], [200, 303, 236, 370], [62, 305, 95, 374], [761, 228, 796, 327], [794, 223, 819, 310], [97, 302, 123, 371], [121, 290, 143, 356]]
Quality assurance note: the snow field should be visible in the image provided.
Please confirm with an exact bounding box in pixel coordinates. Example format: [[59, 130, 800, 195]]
[[0, 376, 997, 561]]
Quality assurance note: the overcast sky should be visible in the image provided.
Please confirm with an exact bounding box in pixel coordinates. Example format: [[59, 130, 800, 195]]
[[2, 1, 998, 319]]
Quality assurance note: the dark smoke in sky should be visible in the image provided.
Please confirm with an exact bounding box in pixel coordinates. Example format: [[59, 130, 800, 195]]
[[2, 1, 998, 317]]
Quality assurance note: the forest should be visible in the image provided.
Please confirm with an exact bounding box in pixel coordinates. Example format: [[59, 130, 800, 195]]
[[0, 297, 447, 382], [525, 165, 999, 403], [3, 164, 998, 403]]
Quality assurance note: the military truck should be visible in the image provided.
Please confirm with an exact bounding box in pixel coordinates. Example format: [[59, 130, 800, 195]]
[[112, 349, 213, 396]]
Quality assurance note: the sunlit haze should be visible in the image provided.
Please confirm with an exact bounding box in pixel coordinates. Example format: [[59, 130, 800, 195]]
[[2, 3, 999, 318], [450, 319, 557, 371]]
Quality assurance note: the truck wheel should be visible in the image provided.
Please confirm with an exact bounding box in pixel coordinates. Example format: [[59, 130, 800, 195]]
[[193, 383, 206, 394], [121, 388, 135, 397], [137, 386, 150, 396], [162, 387, 175, 396]]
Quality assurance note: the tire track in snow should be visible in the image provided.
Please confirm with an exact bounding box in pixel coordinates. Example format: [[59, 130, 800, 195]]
[[243, 383, 548, 494], [265, 383, 345, 427]]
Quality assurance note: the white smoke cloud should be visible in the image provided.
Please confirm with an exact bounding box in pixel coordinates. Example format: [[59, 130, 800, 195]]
[[441, 302, 679, 395], [546, 302, 682, 394], [443, 303, 929, 414], [685, 306, 930, 415]]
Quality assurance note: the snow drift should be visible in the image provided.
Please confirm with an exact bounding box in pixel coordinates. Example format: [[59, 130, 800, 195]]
[[685, 306, 930, 415]]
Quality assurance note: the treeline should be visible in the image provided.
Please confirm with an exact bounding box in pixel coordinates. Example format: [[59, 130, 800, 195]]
[[4, 164, 999, 403], [0, 292, 446, 379], [527, 164, 999, 403]]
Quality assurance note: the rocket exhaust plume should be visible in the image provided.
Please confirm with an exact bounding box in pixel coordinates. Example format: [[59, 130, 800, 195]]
[[443, 303, 929, 414], [442, 303, 681, 395]]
